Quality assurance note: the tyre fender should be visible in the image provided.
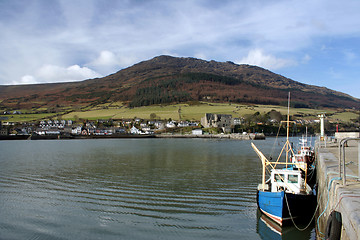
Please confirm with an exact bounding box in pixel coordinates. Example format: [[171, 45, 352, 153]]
[[325, 211, 342, 240]]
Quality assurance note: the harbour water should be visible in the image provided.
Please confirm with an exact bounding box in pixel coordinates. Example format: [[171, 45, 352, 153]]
[[0, 138, 315, 239]]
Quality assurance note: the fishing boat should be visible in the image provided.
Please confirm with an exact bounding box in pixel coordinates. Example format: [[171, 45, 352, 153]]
[[291, 132, 316, 185], [291, 131, 315, 168], [252, 93, 316, 226]]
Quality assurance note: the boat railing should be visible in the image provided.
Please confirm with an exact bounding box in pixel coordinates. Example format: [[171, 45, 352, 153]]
[[339, 137, 360, 185]]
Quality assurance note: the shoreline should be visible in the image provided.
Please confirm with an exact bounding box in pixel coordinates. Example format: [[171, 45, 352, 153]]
[[0, 133, 266, 141]]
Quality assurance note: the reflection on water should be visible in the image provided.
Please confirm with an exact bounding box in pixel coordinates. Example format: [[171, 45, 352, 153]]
[[0, 138, 314, 239], [256, 210, 315, 240]]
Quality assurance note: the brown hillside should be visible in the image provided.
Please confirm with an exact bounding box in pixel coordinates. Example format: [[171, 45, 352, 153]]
[[0, 55, 359, 110]]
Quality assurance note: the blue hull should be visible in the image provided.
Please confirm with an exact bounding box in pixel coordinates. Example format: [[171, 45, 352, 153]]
[[257, 190, 316, 226]]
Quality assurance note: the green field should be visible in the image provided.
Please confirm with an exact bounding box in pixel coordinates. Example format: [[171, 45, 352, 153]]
[[62, 102, 341, 122], [329, 111, 359, 122], [2, 113, 58, 122], [2, 102, 358, 123], [63, 104, 181, 120]]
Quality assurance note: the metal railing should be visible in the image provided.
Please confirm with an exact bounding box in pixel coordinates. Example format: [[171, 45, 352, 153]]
[[339, 137, 360, 185]]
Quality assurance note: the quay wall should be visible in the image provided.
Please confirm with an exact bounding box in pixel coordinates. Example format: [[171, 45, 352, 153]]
[[316, 144, 360, 240], [155, 133, 265, 140], [0, 133, 266, 140], [335, 132, 360, 140]]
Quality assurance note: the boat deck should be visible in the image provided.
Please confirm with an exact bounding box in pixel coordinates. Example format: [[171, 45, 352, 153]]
[[316, 140, 360, 240]]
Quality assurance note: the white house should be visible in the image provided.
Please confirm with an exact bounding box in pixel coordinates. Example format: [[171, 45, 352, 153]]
[[71, 126, 82, 135], [154, 121, 165, 129], [178, 121, 189, 127], [166, 121, 177, 128], [192, 129, 203, 135], [142, 126, 151, 132], [130, 126, 142, 134]]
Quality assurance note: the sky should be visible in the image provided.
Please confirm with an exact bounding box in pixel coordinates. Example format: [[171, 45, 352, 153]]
[[1, 0, 360, 99]]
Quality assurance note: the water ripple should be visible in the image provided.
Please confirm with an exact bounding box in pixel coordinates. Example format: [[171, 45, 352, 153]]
[[0, 138, 312, 239]]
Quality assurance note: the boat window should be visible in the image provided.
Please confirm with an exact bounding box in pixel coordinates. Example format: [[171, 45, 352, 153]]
[[288, 174, 299, 183], [274, 174, 285, 182]]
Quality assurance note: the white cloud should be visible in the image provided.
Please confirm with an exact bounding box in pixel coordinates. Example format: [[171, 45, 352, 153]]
[[194, 53, 208, 60], [37, 64, 102, 82], [13, 64, 102, 85], [18, 75, 37, 84], [237, 49, 296, 70], [91, 51, 117, 67], [87, 50, 141, 74]]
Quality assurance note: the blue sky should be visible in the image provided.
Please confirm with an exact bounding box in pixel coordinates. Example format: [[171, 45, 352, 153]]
[[1, 0, 360, 99]]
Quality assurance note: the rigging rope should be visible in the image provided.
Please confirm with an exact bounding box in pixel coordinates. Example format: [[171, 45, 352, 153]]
[[284, 151, 319, 232], [316, 177, 341, 238], [269, 123, 282, 159]]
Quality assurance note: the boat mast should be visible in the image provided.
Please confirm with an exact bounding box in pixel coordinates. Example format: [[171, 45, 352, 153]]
[[274, 92, 295, 167], [286, 92, 291, 165]]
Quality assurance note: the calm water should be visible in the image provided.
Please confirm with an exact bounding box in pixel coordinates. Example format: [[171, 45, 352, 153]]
[[0, 138, 315, 239]]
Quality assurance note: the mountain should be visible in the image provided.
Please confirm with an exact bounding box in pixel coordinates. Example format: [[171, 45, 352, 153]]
[[0, 55, 359, 110]]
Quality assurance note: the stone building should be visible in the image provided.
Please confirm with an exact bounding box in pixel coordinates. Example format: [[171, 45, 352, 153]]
[[201, 113, 233, 133]]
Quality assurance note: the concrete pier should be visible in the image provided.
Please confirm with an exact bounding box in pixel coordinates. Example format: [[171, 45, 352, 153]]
[[316, 139, 360, 240]]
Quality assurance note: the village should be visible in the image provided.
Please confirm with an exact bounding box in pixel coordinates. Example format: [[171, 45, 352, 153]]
[[0, 112, 324, 140]]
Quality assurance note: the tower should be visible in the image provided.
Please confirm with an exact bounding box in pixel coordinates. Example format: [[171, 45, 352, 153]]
[[318, 113, 326, 141]]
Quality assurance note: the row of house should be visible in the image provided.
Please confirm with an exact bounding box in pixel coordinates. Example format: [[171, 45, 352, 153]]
[[1, 113, 242, 136], [60, 120, 201, 136], [1, 112, 329, 137], [2, 111, 22, 115], [5, 112, 321, 136], [0, 118, 203, 136], [39, 120, 73, 129]]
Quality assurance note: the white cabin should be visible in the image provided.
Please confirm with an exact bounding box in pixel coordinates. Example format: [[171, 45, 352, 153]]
[[270, 169, 306, 194]]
